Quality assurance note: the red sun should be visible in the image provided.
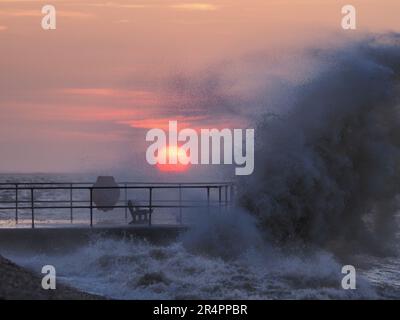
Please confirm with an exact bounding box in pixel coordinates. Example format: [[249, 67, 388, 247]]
[[156, 145, 190, 172]]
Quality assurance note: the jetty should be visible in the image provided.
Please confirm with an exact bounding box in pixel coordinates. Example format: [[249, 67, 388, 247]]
[[0, 180, 234, 245]]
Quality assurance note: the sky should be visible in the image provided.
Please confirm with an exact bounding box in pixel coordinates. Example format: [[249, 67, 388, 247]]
[[1, 0, 400, 177]]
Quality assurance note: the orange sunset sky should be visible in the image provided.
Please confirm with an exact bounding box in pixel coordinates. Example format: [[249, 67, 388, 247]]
[[1, 0, 400, 176]]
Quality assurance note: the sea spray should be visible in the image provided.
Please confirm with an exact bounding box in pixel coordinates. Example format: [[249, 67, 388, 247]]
[[3, 234, 378, 299], [238, 34, 400, 253], [180, 208, 264, 260]]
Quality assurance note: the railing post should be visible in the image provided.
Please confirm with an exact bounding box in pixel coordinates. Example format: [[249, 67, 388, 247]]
[[90, 187, 93, 227], [218, 186, 222, 212], [230, 183, 234, 207], [70, 183, 73, 223], [124, 184, 128, 223], [207, 187, 210, 214], [31, 188, 34, 229], [15, 184, 18, 225], [148, 187, 153, 226], [225, 185, 228, 208], [178, 184, 182, 224]]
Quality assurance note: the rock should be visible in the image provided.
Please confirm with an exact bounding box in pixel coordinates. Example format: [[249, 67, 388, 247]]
[[0, 255, 103, 300]]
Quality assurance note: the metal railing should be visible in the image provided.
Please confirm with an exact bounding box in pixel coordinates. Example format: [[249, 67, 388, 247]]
[[0, 182, 234, 228]]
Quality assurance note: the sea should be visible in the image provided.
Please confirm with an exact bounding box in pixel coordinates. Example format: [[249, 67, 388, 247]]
[[0, 173, 399, 299]]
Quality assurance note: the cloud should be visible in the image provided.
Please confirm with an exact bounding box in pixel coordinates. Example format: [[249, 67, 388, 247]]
[[120, 115, 207, 130], [170, 3, 218, 11], [79, 2, 218, 11], [84, 2, 151, 9], [52, 105, 149, 123], [114, 19, 130, 24], [0, 0, 54, 2], [0, 0, 45, 2], [0, 25, 8, 31], [61, 87, 163, 106], [0, 9, 93, 18]]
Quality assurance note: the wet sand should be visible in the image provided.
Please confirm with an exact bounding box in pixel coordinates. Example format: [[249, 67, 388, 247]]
[[0, 255, 103, 300]]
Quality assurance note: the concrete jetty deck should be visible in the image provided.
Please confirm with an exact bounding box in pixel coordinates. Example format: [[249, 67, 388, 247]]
[[0, 225, 188, 253]]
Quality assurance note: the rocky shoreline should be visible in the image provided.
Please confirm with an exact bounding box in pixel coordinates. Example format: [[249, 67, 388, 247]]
[[0, 255, 103, 300]]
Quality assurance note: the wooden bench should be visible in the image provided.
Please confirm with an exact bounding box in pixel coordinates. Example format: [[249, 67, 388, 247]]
[[127, 200, 153, 224]]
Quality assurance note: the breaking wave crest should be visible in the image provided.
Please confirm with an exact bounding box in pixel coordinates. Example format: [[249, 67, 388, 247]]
[[5, 235, 379, 299], [238, 34, 400, 254]]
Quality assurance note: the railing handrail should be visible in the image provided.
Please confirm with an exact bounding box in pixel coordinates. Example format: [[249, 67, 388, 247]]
[[0, 181, 233, 186], [0, 181, 235, 229], [0, 185, 229, 191]]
